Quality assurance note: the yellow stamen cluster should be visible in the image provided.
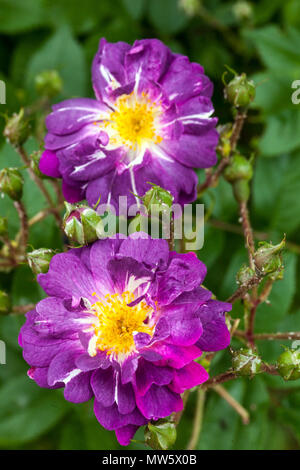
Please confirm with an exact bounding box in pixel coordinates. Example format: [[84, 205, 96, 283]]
[[108, 92, 163, 150], [91, 291, 153, 359]]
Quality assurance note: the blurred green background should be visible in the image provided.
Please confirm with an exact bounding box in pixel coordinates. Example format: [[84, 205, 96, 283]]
[[1, 0, 300, 450]]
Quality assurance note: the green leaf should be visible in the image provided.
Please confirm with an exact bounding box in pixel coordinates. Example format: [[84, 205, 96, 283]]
[[252, 155, 289, 221], [198, 380, 245, 449], [244, 26, 300, 75], [11, 265, 44, 306], [0, 0, 46, 34], [259, 110, 300, 157], [26, 27, 88, 98], [0, 375, 67, 446], [122, 0, 146, 20], [270, 153, 300, 233], [148, 0, 189, 34]]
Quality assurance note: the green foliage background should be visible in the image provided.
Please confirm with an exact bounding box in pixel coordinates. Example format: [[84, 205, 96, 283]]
[[0, 0, 300, 450]]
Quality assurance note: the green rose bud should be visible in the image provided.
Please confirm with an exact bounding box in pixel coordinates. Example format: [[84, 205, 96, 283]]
[[3, 109, 30, 147], [277, 349, 300, 381], [178, 0, 201, 17], [254, 238, 285, 276], [0, 168, 24, 201], [35, 70, 63, 98], [224, 154, 253, 183], [27, 248, 56, 275], [143, 183, 174, 213], [236, 264, 255, 285], [232, 348, 262, 376], [224, 73, 256, 108], [0, 290, 11, 315], [233, 1, 253, 22], [145, 419, 177, 450], [232, 179, 250, 203], [0, 217, 8, 237], [63, 203, 104, 245]]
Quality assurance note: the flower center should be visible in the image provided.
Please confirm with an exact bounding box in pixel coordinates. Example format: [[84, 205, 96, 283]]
[[90, 291, 153, 359], [108, 92, 163, 150]]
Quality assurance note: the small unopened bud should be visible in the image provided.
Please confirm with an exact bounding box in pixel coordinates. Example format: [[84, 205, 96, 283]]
[[0, 168, 24, 201], [143, 183, 174, 213], [35, 70, 63, 98], [224, 73, 256, 108], [224, 154, 253, 182], [27, 248, 55, 275], [30, 151, 45, 178], [0, 217, 8, 236], [224, 154, 253, 203], [0, 290, 11, 315], [277, 349, 300, 381], [144, 419, 177, 450], [233, 1, 253, 22], [3, 109, 30, 147], [232, 348, 262, 376], [63, 203, 104, 245], [178, 0, 201, 16], [236, 264, 255, 285], [254, 238, 285, 276]]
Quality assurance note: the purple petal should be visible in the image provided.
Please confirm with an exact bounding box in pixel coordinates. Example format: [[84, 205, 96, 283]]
[[155, 252, 207, 305], [135, 384, 182, 420], [135, 359, 174, 396], [94, 401, 146, 431], [39, 150, 61, 178], [28, 367, 63, 389], [124, 39, 173, 90], [160, 303, 203, 346], [149, 343, 202, 369], [75, 352, 111, 371], [117, 380, 136, 415], [91, 367, 115, 407], [38, 251, 96, 301], [62, 180, 84, 203], [47, 350, 82, 386], [92, 38, 130, 101], [115, 425, 139, 446], [64, 371, 93, 403], [169, 361, 209, 394], [119, 233, 169, 269], [46, 98, 110, 135], [196, 300, 231, 351]]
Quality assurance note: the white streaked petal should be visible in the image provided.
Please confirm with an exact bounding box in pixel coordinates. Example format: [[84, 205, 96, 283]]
[[63, 368, 82, 385]]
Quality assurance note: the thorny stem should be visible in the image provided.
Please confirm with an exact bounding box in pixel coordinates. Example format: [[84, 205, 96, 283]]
[[235, 331, 300, 341], [197, 110, 247, 196], [12, 304, 35, 314], [203, 371, 238, 388], [246, 301, 259, 349], [226, 274, 262, 303], [28, 204, 64, 226], [14, 200, 29, 257], [208, 218, 300, 255], [172, 390, 190, 426], [239, 201, 255, 269], [16, 146, 61, 226], [213, 384, 249, 424], [186, 389, 206, 450]]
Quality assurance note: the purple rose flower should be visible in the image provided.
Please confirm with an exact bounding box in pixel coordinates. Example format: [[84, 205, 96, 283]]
[[19, 234, 231, 446], [40, 38, 218, 210]]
